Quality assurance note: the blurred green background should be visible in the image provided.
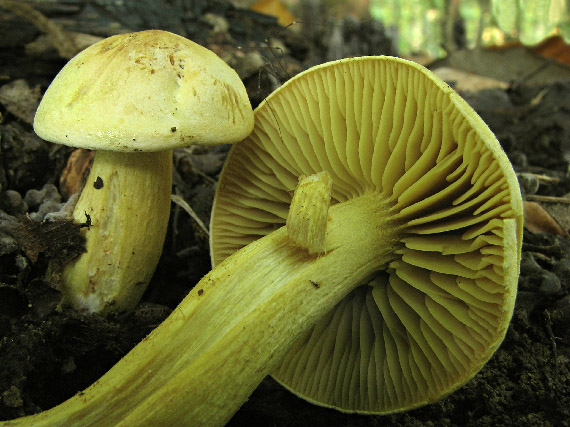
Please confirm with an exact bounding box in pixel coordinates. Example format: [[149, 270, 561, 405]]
[[369, 0, 569, 58]]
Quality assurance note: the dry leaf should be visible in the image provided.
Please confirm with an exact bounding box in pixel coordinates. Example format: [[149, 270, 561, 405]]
[[251, 0, 296, 27], [14, 215, 86, 264], [59, 148, 95, 200], [524, 201, 568, 237]]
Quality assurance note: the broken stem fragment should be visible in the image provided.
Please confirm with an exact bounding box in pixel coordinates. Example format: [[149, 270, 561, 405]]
[[287, 171, 333, 255]]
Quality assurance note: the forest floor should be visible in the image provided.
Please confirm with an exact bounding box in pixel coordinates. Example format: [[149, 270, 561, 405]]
[[1, 1, 570, 426]]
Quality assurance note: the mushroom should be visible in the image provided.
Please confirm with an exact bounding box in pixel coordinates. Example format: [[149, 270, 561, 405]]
[[209, 56, 523, 414], [34, 30, 253, 314], [4, 56, 522, 425]]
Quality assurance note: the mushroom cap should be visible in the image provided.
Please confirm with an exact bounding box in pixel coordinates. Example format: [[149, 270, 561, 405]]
[[209, 57, 523, 413], [34, 30, 253, 152]]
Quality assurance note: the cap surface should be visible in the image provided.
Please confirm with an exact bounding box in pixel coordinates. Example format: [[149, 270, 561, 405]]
[[210, 56, 523, 413], [34, 30, 253, 151]]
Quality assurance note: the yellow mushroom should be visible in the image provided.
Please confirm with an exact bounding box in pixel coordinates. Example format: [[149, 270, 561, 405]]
[[210, 56, 523, 414], [3, 56, 522, 426], [34, 30, 254, 314]]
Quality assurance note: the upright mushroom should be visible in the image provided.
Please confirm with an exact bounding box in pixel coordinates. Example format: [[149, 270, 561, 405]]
[[3, 56, 522, 426], [34, 30, 253, 314]]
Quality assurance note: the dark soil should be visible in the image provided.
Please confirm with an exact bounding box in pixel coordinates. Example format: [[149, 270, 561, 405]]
[[1, 1, 570, 426]]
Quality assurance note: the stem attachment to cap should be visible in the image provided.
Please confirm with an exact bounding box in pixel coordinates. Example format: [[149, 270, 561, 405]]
[[286, 171, 332, 255]]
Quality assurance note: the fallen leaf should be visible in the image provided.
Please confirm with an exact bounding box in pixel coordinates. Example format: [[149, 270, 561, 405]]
[[59, 148, 95, 200], [14, 215, 86, 264], [251, 0, 296, 27], [524, 201, 568, 237]]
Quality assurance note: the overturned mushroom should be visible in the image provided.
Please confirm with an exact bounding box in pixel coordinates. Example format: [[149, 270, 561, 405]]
[[210, 56, 523, 414], [34, 30, 253, 314], [3, 56, 522, 425]]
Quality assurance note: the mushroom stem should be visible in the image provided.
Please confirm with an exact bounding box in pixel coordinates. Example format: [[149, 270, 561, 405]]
[[286, 171, 333, 254], [49, 149, 172, 314], [9, 184, 401, 426]]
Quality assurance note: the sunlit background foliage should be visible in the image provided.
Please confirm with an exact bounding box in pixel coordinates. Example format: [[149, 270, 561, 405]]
[[259, 0, 570, 59], [369, 0, 569, 57]]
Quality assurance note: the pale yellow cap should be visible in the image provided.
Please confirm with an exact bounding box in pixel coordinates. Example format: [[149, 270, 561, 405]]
[[34, 30, 254, 152]]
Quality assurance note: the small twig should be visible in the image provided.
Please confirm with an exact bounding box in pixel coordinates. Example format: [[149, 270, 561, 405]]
[[516, 172, 560, 185], [543, 310, 559, 378], [529, 87, 550, 107], [170, 194, 209, 237], [509, 59, 555, 91], [526, 195, 570, 204]]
